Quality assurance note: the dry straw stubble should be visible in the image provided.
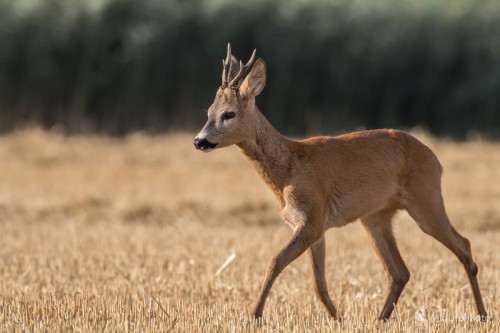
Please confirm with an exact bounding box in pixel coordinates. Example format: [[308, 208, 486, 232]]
[[0, 129, 498, 331]]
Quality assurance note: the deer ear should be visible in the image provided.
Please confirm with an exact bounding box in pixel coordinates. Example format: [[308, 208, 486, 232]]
[[240, 59, 266, 97]]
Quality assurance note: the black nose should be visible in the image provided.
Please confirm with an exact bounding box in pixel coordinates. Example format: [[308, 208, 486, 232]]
[[193, 138, 217, 150], [193, 138, 205, 149]]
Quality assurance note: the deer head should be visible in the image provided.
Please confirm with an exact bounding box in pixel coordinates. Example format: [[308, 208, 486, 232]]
[[194, 43, 266, 152]]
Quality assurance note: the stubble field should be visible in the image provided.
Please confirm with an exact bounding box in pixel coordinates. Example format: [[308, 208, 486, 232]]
[[0, 129, 498, 332]]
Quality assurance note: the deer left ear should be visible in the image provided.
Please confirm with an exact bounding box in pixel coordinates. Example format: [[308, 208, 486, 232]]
[[240, 59, 266, 97]]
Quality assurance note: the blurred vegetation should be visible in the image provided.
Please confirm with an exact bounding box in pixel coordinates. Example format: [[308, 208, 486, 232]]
[[0, 0, 499, 138]]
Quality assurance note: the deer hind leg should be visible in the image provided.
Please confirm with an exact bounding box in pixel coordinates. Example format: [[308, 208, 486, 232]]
[[405, 191, 488, 320], [308, 236, 338, 319], [360, 209, 410, 321], [251, 225, 321, 319]]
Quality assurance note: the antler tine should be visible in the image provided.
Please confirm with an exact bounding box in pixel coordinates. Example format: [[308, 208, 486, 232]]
[[229, 48, 257, 89], [229, 60, 244, 88], [222, 59, 229, 88], [221, 43, 232, 88]]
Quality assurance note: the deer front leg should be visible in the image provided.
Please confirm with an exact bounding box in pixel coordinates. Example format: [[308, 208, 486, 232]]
[[251, 225, 321, 319], [308, 236, 338, 319]]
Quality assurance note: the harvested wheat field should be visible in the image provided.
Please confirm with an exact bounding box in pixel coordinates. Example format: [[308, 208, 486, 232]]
[[0, 129, 498, 332]]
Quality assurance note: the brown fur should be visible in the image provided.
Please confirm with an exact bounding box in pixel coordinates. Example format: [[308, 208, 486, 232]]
[[194, 48, 488, 321]]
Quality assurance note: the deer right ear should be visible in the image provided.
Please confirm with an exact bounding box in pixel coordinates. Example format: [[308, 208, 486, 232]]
[[240, 59, 266, 97]]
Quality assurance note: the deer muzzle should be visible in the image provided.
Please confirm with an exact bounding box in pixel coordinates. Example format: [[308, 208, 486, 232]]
[[193, 138, 218, 152]]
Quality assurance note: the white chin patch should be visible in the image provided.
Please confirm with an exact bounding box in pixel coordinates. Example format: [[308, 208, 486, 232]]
[[200, 147, 215, 153]]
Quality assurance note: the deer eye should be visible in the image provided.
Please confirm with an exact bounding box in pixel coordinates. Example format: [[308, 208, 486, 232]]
[[221, 112, 235, 121]]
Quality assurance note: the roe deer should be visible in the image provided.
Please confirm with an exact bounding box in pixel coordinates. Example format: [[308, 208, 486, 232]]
[[193, 44, 488, 321]]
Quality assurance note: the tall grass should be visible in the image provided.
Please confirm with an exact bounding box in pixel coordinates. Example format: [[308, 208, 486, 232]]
[[0, 0, 499, 138]]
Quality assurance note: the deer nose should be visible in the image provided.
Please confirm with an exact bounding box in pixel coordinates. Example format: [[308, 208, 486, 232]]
[[193, 138, 217, 150], [193, 138, 205, 149]]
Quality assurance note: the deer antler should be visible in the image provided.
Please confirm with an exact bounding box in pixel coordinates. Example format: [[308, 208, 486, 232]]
[[221, 43, 257, 90], [221, 43, 232, 89], [229, 48, 256, 89]]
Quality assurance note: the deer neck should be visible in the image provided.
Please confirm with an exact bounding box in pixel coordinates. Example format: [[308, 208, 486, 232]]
[[237, 107, 293, 207]]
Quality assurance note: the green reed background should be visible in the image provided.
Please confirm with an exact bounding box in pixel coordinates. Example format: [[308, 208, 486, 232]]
[[0, 0, 499, 138]]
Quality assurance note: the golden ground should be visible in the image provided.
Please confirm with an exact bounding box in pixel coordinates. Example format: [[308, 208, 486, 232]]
[[0, 129, 498, 332]]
